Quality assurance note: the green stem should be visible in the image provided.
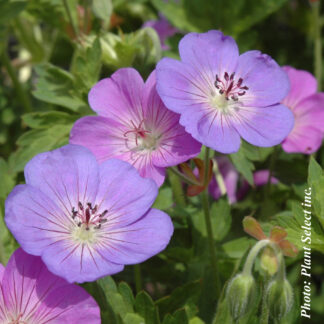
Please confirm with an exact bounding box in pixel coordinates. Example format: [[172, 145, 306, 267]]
[[134, 264, 142, 293], [83, 0, 90, 34], [260, 280, 270, 324], [1, 49, 32, 113], [203, 147, 210, 186], [201, 190, 220, 295], [169, 166, 200, 186], [167, 169, 186, 206], [242, 240, 270, 276], [201, 146, 221, 295], [312, 0, 322, 91], [266, 146, 279, 194], [213, 157, 227, 196], [63, 0, 79, 38]]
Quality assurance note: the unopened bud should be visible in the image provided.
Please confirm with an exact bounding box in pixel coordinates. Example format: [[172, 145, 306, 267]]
[[266, 279, 293, 320], [226, 273, 256, 320]]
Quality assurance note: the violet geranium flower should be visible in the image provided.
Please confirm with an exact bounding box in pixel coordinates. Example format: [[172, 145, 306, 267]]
[[209, 157, 279, 203], [156, 30, 294, 153], [5, 145, 173, 283], [143, 14, 178, 50], [281, 66, 324, 154], [70, 68, 201, 187], [0, 248, 100, 323]]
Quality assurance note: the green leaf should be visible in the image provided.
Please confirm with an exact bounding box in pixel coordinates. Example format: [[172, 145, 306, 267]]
[[156, 280, 201, 318], [230, 147, 255, 185], [275, 204, 324, 254], [0, 202, 18, 265], [152, 0, 288, 36], [192, 198, 231, 242], [22, 111, 76, 129], [222, 237, 253, 259], [153, 187, 173, 210], [135, 291, 160, 324], [210, 199, 232, 242], [0, 158, 16, 199], [308, 157, 323, 184], [10, 124, 72, 172], [0, 0, 27, 25], [92, 0, 113, 25], [123, 313, 145, 324], [241, 142, 273, 162], [33, 63, 86, 111], [308, 158, 324, 228], [118, 282, 135, 312], [73, 37, 102, 92]]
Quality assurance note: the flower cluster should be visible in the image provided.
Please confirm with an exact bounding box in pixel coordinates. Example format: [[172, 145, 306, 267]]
[[3, 27, 319, 323]]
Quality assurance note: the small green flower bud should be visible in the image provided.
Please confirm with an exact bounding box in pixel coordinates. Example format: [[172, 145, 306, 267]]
[[226, 273, 256, 320], [266, 279, 293, 320]]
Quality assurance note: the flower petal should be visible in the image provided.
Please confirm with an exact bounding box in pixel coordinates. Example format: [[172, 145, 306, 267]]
[[96, 209, 173, 265], [236, 51, 290, 107], [41, 241, 124, 283], [156, 58, 211, 114], [144, 71, 201, 167], [233, 104, 294, 147], [243, 216, 267, 241], [96, 158, 159, 228], [294, 93, 324, 133], [282, 66, 317, 109], [24, 144, 99, 213], [282, 124, 323, 154], [196, 110, 241, 153], [2, 248, 100, 322], [88, 67, 145, 124], [5, 184, 70, 256], [70, 116, 129, 163], [0, 264, 4, 282], [179, 30, 239, 78]]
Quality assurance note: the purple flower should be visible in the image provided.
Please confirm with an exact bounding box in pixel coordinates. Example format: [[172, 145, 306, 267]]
[[5, 145, 174, 283], [156, 30, 294, 153], [208, 157, 239, 203], [0, 248, 100, 323], [70, 68, 201, 187], [281, 66, 324, 154], [208, 157, 278, 203], [143, 14, 178, 50]]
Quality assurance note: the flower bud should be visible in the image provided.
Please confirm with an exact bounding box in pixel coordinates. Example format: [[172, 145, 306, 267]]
[[226, 273, 256, 320], [266, 279, 293, 320]]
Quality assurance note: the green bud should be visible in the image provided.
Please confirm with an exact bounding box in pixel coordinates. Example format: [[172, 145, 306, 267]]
[[266, 279, 293, 320], [226, 273, 256, 320]]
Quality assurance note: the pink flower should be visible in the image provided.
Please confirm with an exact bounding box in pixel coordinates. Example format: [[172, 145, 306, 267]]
[[281, 66, 324, 154], [0, 248, 100, 323], [143, 14, 178, 50], [70, 68, 201, 186]]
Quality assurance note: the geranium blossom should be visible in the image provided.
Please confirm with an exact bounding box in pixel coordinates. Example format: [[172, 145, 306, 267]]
[[209, 157, 278, 203], [156, 30, 294, 153], [143, 14, 178, 50], [5, 145, 173, 283], [0, 248, 100, 323], [281, 66, 324, 154], [70, 68, 201, 187]]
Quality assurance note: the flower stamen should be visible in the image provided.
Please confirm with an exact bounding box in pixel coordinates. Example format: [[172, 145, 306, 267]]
[[215, 72, 249, 101], [124, 119, 151, 146], [71, 202, 108, 231]]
